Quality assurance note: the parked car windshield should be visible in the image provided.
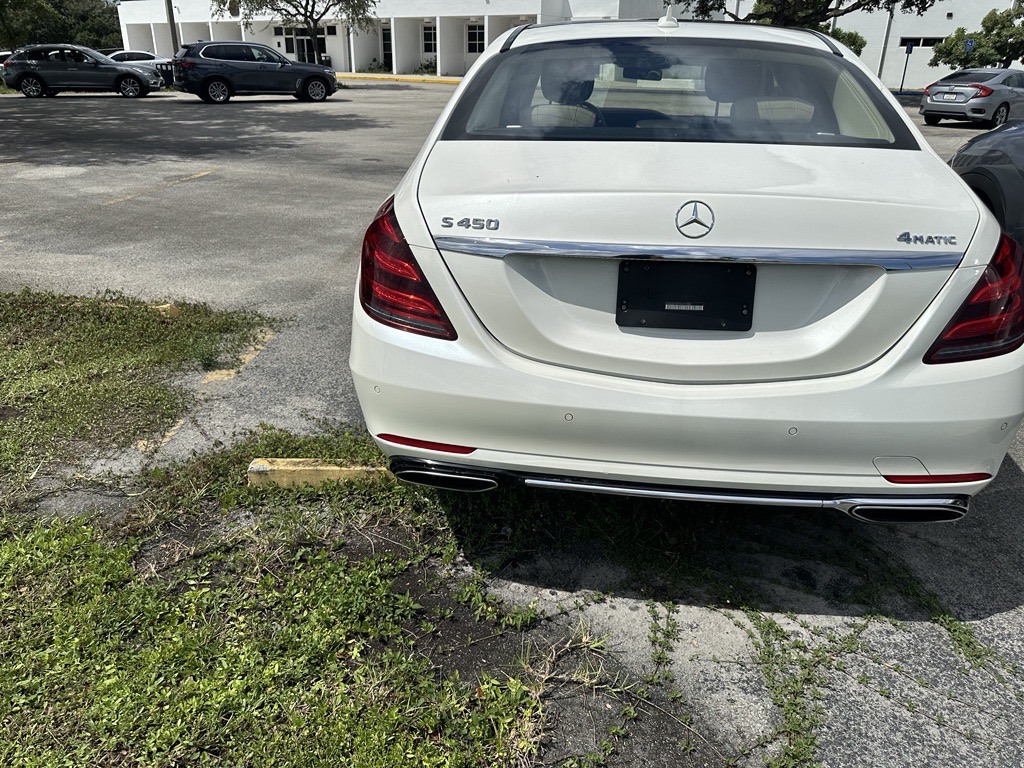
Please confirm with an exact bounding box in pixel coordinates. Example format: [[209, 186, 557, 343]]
[[443, 37, 917, 148]]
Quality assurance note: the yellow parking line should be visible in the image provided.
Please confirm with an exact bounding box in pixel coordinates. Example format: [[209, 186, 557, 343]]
[[135, 417, 186, 453], [202, 328, 276, 384], [102, 168, 220, 206]]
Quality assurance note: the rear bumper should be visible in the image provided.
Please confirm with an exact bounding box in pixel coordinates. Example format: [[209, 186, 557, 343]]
[[920, 101, 992, 121], [389, 457, 971, 522], [351, 296, 1024, 505]]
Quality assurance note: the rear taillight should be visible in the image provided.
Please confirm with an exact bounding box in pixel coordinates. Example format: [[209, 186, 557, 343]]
[[359, 197, 457, 340], [923, 82, 935, 96], [969, 84, 994, 99], [925, 233, 1024, 363], [175, 59, 195, 69]]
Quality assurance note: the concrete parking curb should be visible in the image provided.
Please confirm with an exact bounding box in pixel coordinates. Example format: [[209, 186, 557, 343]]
[[337, 72, 462, 85], [247, 458, 391, 488]]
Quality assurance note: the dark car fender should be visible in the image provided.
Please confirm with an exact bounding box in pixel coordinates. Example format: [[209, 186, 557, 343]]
[[957, 164, 1024, 246]]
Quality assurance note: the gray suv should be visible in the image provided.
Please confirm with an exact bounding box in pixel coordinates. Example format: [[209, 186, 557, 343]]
[[1, 44, 164, 98], [172, 40, 338, 103]]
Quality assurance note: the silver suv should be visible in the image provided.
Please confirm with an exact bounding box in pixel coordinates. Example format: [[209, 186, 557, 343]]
[[2, 44, 164, 98]]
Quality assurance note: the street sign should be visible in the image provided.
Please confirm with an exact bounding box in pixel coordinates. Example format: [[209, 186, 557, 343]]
[[966, 38, 975, 52], [905, 43, 914, 54]]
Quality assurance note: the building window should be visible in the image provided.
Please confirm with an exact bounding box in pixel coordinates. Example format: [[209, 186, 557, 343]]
[[285, 38, 294, 54], [273, 26, 283, 36], [424, 24, 437, 54], [326, 26, 336, 35], [467, 24, 485, 54], [899, 36, 943, 48]]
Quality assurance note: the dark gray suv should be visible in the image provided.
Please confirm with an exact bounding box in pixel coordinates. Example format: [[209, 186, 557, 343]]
[[172, 41, 338, 103], [1, 44, 164, 97]]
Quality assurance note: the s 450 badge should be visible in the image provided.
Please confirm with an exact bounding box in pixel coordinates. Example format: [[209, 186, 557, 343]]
[[441, 217, 500, 231]]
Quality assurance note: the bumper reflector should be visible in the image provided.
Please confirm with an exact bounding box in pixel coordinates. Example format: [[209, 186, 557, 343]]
[[883, 473, 991, 485], [377, 433, 476, 454]]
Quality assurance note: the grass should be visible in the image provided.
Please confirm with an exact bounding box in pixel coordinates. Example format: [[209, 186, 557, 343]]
[[0, 290, 550, 767], [0, 289, 267, 497], [0, 505, 541, 766]]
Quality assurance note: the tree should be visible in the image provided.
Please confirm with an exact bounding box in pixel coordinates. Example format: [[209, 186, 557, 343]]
[[0, 0, 55, 49], [929, 8, 1024, 69], [824, 26, 867, 55], [670, 0, 938, 28], [1, 0, 120, 50], [210, 0, 378, 64]]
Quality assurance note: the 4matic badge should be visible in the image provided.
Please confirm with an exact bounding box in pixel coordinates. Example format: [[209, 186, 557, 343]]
[[897, 231, 957, 246]]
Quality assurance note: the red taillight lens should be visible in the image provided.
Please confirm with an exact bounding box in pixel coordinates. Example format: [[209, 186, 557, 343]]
[[359, 197, 457, 340], [884, 472, 991, 484], [925, 234, 1024, 363], [923, 82, 935, 96], [969, 84, 994, 99], [377, 433, 476, 454], [175, 59, 195, 69]]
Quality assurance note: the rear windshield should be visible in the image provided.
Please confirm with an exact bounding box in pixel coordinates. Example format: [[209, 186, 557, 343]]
[[940, 71, 998, 84], [442, 37, 917, 149]]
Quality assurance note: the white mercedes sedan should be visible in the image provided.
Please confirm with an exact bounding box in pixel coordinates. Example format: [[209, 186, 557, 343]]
[[349, 18, 1024, 523]]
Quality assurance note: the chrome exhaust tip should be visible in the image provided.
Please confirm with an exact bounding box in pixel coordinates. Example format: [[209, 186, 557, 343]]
[[844, 504, 967, 524], [392, 467, 499, 493]]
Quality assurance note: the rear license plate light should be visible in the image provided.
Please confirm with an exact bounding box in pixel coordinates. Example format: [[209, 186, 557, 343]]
[[616, 261, 756, 331]]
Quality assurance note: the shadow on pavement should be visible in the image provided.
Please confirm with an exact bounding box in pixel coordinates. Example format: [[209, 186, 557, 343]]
[[441, 453, 1024, 623], [0, 94, 380, 164]]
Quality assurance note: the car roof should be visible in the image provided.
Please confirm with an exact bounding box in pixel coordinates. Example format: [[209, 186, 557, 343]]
[[949, 68, 1018, 74], [190, 40, 272, 46], [16, 43, 95, 52], [506, 19, 837, 56]]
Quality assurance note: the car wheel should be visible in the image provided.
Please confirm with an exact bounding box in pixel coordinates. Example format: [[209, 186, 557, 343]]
[[202, 78, 231, 103], [987, 103, 1010, 129], [117, 75, 144, 98], [924, 115, 941, 126], [302, 77, 329, 102], [18, 75, 45, 98]]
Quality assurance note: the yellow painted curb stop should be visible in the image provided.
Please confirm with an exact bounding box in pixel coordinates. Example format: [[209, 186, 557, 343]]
[[247, 458, 391, 488]]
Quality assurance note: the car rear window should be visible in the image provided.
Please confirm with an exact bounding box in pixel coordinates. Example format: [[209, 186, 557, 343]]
[[941, 71, 998, 84], [442, 37, 917, 149]]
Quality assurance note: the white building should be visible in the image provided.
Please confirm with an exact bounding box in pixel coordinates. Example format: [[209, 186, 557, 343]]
[[115, 0, 1022, 88]]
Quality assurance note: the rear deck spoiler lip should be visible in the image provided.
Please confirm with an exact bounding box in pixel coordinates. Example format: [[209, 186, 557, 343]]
[[432, 235, 964, 272]]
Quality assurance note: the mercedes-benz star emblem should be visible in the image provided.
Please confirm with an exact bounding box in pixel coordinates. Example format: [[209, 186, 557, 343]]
[[675, 201, 715, 239]]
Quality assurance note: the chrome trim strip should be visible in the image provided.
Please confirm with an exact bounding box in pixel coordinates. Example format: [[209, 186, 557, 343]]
[[523, 478, 969, 515], [433, 236, 964, 272], [388, 457, 971, 521]]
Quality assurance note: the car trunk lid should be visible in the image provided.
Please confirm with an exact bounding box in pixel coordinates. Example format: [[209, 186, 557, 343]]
[[416, 141, 976, 384]]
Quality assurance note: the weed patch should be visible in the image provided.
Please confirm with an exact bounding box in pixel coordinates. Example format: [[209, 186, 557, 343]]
[[0, 289, 267, 498]]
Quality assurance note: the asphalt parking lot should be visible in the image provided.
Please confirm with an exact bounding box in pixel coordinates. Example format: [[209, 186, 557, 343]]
[[4, 85, 1024, 767]]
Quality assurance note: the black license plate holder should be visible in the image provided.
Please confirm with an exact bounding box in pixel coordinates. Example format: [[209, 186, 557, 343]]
[[616, 261, 756, 331]]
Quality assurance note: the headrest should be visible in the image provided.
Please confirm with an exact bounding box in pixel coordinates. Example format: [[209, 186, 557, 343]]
[[704, 59, 763, 103], [540, 59, 596, 104]]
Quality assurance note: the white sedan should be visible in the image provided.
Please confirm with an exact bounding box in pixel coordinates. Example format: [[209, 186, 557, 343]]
[[349, 17, 1024, 523]]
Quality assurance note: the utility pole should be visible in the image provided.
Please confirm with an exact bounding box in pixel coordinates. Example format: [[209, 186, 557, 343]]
[[877, 3, 895, 79], [163, 0, 180, 55]]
